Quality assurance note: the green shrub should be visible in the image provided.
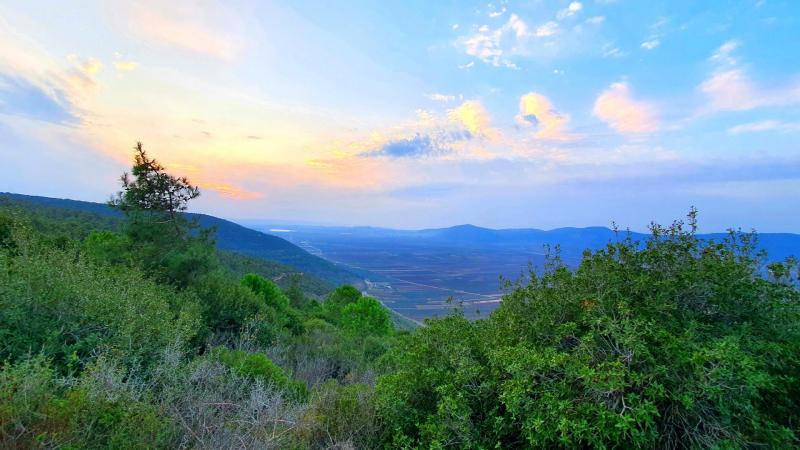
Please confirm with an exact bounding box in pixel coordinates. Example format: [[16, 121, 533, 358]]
[[0, 357, 173, 449], [82, 230, 131, 266], [211, 347, 307, 400], [377, 215, 800, 448], [341, 296, 392, 338], [242, 273, 290, 310], [0, 239, 201, 373], [191, 270, 266, 333], [300, 380, 379, 449]]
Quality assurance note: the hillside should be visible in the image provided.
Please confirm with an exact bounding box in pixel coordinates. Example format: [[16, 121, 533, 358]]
[[0, 192, 362, 291]]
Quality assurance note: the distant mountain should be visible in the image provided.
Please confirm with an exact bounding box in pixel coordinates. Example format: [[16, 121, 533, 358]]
[[0, 193, 362, 287], [255, 222, 800, 263]]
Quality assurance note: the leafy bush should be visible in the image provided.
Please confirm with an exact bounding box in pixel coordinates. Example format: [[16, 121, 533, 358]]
[[341, 296, 392, 338], [243, 273, 290, 310], [0, 233, 201, 372], [300, 380, 380, 449], [191, 270, 266, 333], [0, 356, 173, 449], [212, 347, 307, 400], [377, 215, 800, 448]]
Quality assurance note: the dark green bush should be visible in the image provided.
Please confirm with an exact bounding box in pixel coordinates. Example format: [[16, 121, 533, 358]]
[[377, 216, 800, 448], [242, 273, 290, 310], [211, 347, 307, 400]]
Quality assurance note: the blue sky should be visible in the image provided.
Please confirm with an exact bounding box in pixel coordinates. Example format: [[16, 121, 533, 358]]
[[1, 0, 799, 231]]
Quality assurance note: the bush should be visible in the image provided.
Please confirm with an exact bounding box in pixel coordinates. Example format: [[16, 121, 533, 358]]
[[300, 380, 380, 449], [0, 238, 201, 373], [211, 347, 307, 400], [376, 215, 800, 448], [82, 230, 131, 266], [242, 273, 290, 310], [341, 296, 392, 338], [0, 356, 173, 449], [191, 271, 266, 333]]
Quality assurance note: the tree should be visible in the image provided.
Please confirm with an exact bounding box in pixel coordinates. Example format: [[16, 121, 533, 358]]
[[111, 142, 199, 220], [341, 297, 391, 338], [109, 143, 215, 287]]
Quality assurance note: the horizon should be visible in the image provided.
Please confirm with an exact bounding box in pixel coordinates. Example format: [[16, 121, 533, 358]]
[[3, 191, 796, 235], [2, 1, 800, 232]]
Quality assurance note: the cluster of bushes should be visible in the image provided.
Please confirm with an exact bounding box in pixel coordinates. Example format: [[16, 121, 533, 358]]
[[0, 146, 397, 448], [376, 213, 800, 448], [2, 145, 798, 448]]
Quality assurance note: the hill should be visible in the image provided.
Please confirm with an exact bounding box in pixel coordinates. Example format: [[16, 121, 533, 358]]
[[0, 192, 362, 291]]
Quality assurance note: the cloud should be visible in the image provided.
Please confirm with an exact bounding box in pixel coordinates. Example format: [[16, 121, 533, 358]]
[[640, 39, 660, 50], [113, 61, 138, 71], [364, 132, 473, 159], [515, 92, 572, 140], [699, 40, 800, 112], [602, 43, 626, 58], [489, 6, 507, 18], [0, 75, 77, 124], [710, 39, 740, 66], [535, 21, 559, 37], [458, 14, 542, 68], [557, 2, 583, 20], [131, 5, 241, 60], [728, 120, 800, 134], [458, 61, 475, 69], [66, 55, 102, 88], [448, 100, 497, 139], [593, 82, 658, 134], [586, 16, 605, 25], [426, 93, 458, 102]]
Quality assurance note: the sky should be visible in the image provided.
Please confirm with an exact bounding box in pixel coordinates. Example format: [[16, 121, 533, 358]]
[[1, 0, 799, 232]]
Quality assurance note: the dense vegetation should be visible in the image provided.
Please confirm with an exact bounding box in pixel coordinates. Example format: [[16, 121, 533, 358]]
[[1, 144, 798, 449]]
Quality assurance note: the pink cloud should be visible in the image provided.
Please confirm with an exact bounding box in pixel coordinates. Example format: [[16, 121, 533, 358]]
[[593, 82, 658, 134]]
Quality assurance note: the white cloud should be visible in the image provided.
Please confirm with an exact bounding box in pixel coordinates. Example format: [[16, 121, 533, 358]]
[[728, 120, 800, 134], [459, 14, 533, 68], [452, 24, 460, 30], [602, 43, 626, 58], [699, 40, 800, 112], [426, 93, 457, 102], [535, 21, 559, 37], [586, 16, 605, 25], [489, 6, 507, 18], [557, 2, 583, 20], [593, 82, 658, 134], [458, 61, 475, 69], [640, 39, 660, 50]]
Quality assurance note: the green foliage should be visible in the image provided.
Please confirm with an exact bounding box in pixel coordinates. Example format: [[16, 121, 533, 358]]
[[82, 230, 131, 266], [341, 296, 392, 338], [0, 230, 200, 373], [212, 347, 307, 400], [242, 273, 290, 310], [300, 380, 380, 448], [217, 249, 333, 297], [108, 143, 216, 288], [0, 357, 173, 449], [0, 213, 16, 251], [191, 270, 266, 333], [377, 213, 800, 448]]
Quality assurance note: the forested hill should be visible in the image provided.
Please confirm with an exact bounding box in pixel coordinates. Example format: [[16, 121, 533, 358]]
[[0, 192, 361, 288]]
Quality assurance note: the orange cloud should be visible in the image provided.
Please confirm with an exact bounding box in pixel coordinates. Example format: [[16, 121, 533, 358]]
[[516, 92, 573, 140], [448, 100, 498, 140], [131, 5, 241, 60], [593, 82, 658, 134]]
